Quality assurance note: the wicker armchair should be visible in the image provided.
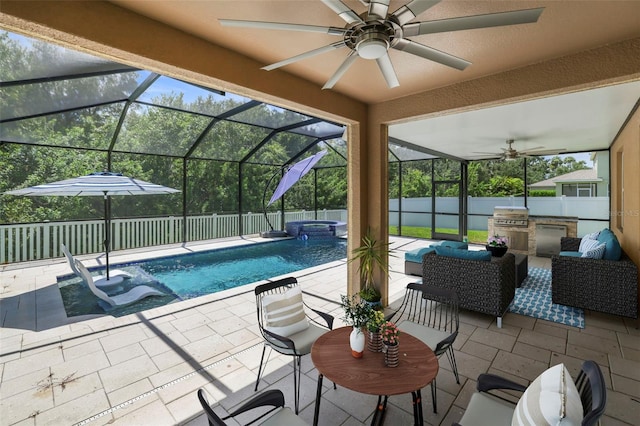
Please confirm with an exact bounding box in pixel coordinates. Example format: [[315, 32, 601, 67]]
[[422, 252, 516, 328], [552, 237, 638, 318]]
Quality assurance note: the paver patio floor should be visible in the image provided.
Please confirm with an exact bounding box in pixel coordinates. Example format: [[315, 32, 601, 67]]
[[1, 236, 638, 425]]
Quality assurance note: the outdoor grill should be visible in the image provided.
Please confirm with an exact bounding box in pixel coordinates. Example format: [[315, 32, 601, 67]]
[[491, 206, 530, 252], [492, 206, 529, 227]]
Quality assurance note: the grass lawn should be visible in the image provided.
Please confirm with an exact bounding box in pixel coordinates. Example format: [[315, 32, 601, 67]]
[[390, 226, 488, 244]]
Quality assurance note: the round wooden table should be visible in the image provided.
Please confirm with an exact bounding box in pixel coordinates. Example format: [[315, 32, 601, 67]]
[[311, 327, 438, 425]]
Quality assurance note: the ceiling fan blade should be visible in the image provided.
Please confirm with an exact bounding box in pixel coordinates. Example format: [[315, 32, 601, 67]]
[[403, 8, 545, 37], [475, 154, 502, 160], [376, 53, 399, 88], [391, 0, 441, 26], [518, 145, 545, 152], [323, 51, 358, 90], [368, 0, 391, 21], [219, 19, 346, 35], [522, 148, 568, 156], [321, 0, 364, 25], [471, 150, 503, 158], [262, 41, 346, 71], [393, 39, 471, 70]]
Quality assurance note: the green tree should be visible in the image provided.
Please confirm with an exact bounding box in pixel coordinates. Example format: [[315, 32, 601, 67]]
[[488, 176, 525, 196]]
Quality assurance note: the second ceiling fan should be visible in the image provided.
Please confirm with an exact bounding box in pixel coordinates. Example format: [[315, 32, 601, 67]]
[[475, 139, 567, 161], [220, 0, 544, 89]]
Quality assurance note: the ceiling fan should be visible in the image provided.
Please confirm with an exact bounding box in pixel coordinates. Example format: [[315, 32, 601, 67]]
[[474, 139, 566, 161], [220, 0, 544, 90]]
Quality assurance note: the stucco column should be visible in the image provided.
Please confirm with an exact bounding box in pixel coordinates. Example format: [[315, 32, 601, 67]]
[[371, 123, 390, 306], [347, 110, 389, 304], [346, 123, 363, 297]]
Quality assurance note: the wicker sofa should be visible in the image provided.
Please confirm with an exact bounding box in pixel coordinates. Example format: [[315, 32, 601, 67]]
[[422, 251, 516, 328], [552, 237, 638, 318]]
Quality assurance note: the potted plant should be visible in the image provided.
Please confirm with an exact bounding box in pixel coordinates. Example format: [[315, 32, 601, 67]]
[[340, 294, 374, 358], [486, 235, 509, 257], [340, 294, 373, 329], [380, 321, 400, 346], [366, 309, 386, 352], [350, 227, 394, 305], [380, 320, 400, 367]]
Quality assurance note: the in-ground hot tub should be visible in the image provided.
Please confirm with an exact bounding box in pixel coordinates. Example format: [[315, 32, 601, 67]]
[[285, 220, 347, 238]]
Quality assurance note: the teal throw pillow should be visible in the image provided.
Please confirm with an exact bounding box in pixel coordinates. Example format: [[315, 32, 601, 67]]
[[429, 241, 469, 250], [597, 228, 622, 261], [559, 251, 582, 258], [440, 241, 469, 250], [435, 246, 491, 261], [405, 247, 435, 263]]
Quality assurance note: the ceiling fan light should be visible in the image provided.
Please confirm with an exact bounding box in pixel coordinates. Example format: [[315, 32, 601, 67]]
[[356, 39, 388, 59]]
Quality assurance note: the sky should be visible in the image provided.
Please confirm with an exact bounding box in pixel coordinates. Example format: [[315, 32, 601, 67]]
[[552, 152, 593, 167]]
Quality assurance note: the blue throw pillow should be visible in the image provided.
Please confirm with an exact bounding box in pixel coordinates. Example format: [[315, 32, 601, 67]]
[[559, 251, 582, 258], [597, 228, 622, 261], [439, 241, 469, 250], [405, 247, 435, 263], [435, 246, 492, 261], [596, 228, 612, 243]]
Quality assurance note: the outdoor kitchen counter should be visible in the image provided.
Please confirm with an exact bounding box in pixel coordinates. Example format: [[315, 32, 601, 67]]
[[529, 215, 579, 222], [488, 216, 578, 256]]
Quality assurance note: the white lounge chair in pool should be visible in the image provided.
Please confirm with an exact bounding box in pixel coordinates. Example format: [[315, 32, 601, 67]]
[[61, 243, 132, 289], [74, 259, 165, 308]]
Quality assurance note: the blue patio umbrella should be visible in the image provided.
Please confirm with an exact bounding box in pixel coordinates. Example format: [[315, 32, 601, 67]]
[[5, 172, 180, 282], [262, 150, 327, 236], [268, 150, 327, 206]]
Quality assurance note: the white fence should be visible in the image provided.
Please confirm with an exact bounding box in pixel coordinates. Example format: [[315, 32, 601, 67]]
[[2, 196, 610, 264], [390, 196, 610, 236], [0, 209, 348, 264]]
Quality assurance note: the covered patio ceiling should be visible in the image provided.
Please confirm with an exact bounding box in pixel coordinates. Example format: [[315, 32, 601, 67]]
[[104, 0, 640, 162], [390, 81, 640, 161]]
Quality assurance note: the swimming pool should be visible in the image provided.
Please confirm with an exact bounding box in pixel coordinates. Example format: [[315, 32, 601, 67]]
[[59, 238, 347, 317], [137, 238, 347, 298]]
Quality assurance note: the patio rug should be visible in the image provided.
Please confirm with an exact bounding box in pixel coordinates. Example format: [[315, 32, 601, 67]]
[[508, 267, 584, 328]]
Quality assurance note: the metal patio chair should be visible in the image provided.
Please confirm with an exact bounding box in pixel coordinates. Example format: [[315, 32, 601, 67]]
[[254, 277, 334, 414], [197, 388, 308, 426], [387, 282, 460, 414], [455, 360, 606, 425]]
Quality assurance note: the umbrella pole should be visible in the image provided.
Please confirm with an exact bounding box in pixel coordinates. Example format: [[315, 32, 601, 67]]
[[260, 168, 288, 238], [103, 193, 110, 281], [262, 169, 282, 232]]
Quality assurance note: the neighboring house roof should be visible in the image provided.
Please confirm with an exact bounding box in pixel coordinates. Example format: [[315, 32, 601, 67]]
[[529, 169, 601, 188]]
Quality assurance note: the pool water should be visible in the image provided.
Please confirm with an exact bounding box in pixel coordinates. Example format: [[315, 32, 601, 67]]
[[137, 238, 347, 298], [59, 238, 347, 317]]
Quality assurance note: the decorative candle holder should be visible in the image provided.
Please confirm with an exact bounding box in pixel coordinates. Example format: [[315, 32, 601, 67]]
[[383, 343, 399, 367], [367, 331, 383, 352]]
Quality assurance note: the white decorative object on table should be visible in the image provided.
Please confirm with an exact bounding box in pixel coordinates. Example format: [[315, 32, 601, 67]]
[[350, 327, 365, 358]]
